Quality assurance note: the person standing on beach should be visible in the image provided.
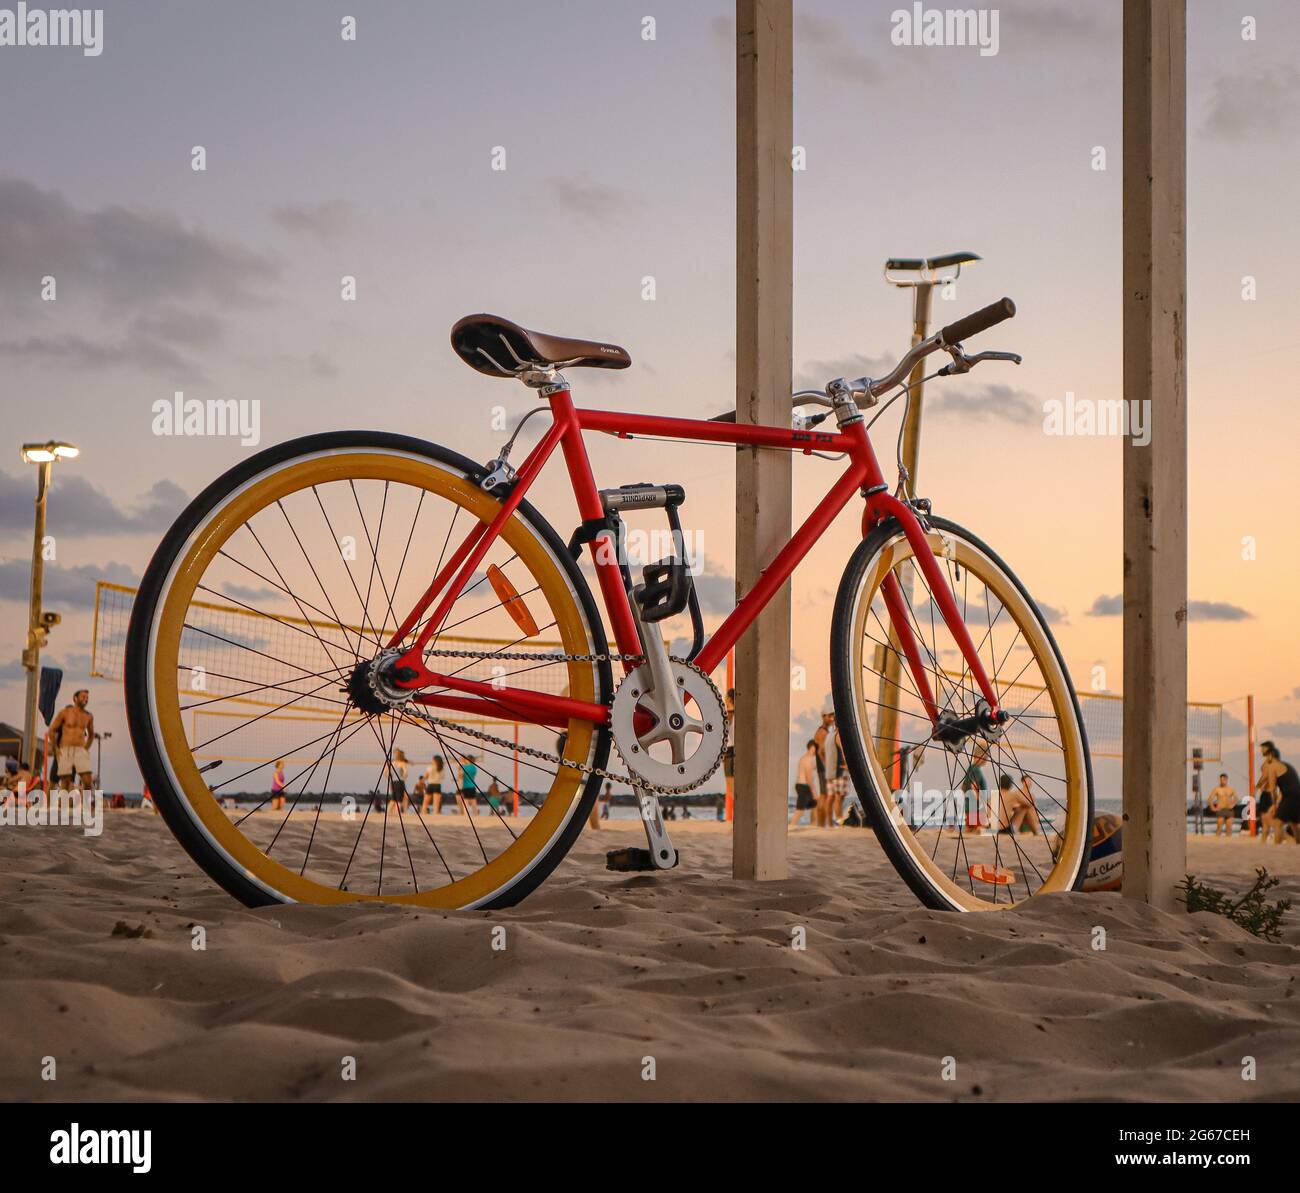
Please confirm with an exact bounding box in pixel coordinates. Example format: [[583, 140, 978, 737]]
[[811, 712, 832, 821], [459, 754, 480, 814], [955, 742, 991, 835], [791, 739, 818, 827], [1208, 773, 1237, 837], [387, 748, 409, 812], [588, 780, 612, 829], [270, 759, 286, 811], [49, 689, 94, 794], [1257, 742, 1283, 842], [814, 710, 836, 826], [1263, 742, 1300, 844], [421, 755, 445, 815]]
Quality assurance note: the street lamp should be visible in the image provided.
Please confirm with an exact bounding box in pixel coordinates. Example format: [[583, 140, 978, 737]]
[[20, 440, 79, 774]]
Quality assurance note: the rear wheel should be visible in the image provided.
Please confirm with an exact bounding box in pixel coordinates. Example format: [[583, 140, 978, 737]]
[[125, 431, 612, 909], [831, 515, 1092, 911]]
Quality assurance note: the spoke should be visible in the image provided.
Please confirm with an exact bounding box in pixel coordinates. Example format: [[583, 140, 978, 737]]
[[265, 705, 352, 854], [177, 660, 353, 713], [275, 495, 378, 654], [194, 673, 347, 753], [351, 478, 399, 647], [313, 483, 381, 657], [394, 708, 535, 828], [228, 714, 374, 815], [202, 560, 371, 659], [241, 519, 358, 672]]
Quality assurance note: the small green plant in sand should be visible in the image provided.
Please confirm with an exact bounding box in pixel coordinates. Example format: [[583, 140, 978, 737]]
[[1177, 868, 1291, 942]]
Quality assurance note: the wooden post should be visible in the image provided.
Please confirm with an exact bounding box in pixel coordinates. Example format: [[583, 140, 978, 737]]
[[1122, 0, 1187, 909], [1247, 694, 1256, 836], [733, 0, 792, 880]]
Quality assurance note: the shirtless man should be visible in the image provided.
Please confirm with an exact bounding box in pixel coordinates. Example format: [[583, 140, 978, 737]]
[[49, 689, 94, 793], [1208, 773, 1237, 838]]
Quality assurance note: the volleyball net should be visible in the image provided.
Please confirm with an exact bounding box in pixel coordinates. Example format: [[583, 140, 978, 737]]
[[935, 668, 1223, 762], [92, 580, 1226, 781], [91, 580, 573, 795]]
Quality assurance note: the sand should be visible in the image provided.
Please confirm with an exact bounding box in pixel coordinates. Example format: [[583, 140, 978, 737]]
[[2, 812, 1299, 1102]]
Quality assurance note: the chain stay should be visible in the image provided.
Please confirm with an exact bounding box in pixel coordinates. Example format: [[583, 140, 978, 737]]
[[403, 649, 726, 796]]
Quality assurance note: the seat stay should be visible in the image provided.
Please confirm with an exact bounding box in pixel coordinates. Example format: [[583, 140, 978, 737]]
[[389, 415, 567, 679]]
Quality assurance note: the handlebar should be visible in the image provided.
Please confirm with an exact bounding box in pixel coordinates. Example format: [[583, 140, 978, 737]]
[[937, 297, 1016, 349], [860, 295, 1018, 399], [708, 297, 1019, 423]]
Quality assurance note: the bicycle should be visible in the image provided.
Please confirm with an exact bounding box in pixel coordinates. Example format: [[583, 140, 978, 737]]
[[125, 297, 1092, 912]]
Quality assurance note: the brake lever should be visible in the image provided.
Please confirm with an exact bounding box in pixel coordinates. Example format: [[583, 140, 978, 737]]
[[936, 346, 1022, 377]]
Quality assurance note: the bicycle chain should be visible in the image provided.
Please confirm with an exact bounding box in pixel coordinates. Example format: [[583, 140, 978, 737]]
[[400, 649, 727, 796]]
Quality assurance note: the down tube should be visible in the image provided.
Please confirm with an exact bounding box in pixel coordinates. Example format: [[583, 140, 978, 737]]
[[695, 461, 867, 675]]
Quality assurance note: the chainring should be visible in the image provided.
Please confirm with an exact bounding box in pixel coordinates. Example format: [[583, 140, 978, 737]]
[[609, 659, 727, 792]]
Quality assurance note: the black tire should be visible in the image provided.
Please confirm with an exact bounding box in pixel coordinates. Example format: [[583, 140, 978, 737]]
[[125, 430, 613, 910], [830, 515, 1093, 911]]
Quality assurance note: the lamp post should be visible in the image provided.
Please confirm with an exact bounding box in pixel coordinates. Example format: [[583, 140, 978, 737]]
[[20, 440, 79, 774], [873, 255, 979, 784], [95, 730, 112, 789]]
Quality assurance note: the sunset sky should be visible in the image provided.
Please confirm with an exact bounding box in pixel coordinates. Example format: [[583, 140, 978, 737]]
[[1, 0, 1296, 794]]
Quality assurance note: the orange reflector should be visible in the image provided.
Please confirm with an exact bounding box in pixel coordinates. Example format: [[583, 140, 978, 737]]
[[487, 564, 540, 637], [968, 863, 1015, 886]]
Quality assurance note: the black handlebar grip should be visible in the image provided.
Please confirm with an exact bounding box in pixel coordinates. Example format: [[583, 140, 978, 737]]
[[938, 297, 1016, 346]]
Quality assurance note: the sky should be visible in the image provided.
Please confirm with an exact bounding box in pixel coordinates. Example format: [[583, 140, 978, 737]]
[[0, 0, 1296, 795]]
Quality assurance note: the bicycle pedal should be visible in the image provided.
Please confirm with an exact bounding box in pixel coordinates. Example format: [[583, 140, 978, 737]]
[[605, 846, 679, 873]]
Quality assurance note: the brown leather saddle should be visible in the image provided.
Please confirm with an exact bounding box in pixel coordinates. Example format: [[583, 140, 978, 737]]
[[451, 313, 631, 378]]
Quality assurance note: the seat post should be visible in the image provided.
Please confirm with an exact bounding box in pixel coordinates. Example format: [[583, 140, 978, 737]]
[[549, 382, 643, 660]]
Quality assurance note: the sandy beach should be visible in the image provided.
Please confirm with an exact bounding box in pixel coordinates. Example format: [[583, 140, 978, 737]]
[[2, 812, 1298, 1103]]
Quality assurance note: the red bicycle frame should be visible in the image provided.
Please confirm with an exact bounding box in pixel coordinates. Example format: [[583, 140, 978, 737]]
[[388, 386, 1001, 731]]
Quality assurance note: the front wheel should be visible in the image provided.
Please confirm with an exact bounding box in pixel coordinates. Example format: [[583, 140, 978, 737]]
[[831, 516, 1092, 910]]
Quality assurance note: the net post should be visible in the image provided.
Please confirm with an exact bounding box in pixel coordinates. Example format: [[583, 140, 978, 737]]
[[1247, 694, 1256, 837]]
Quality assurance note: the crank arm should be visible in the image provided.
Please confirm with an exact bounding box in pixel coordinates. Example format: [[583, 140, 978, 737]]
[[635, 786, 678, 869]]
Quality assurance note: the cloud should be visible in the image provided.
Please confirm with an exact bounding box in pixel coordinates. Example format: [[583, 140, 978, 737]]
[[795, 13, 881, 87], [270, 199, 359, 238], [1087, 594, 1123, 617], [131, 308, 224, 350], [0, 559, 137, 610], [543, 174, 633, 225], [690, 572, 736, 616], [712, 14, 881, 87], [0, 176, 279, 310], [1187, 600, 1253, 622], [0, 469, 187, 537], [0, 331, 197, 378], [794, 352, 893, 392], [1264, 722, 1300, 739], [1087, 594, 1252, 621], [924, 383, 1039, 425], [1202, 64, 1300, 141], [1008, 3, 1114, 47], [0, 651, 95, 684], [1035, 601, 1067, 626], [308, 351, 339, 378], [1221, 709, 1246, 736]]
